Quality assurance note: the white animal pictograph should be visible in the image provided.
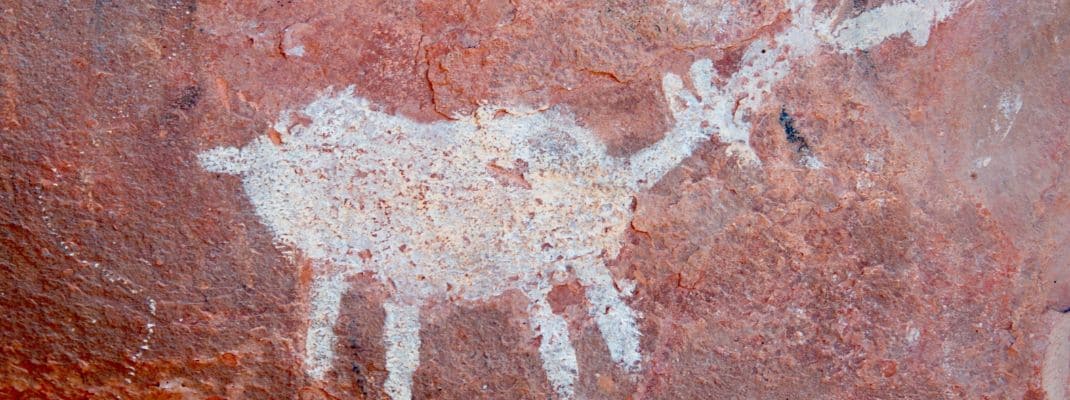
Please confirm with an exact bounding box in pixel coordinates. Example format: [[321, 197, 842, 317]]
[[198, 1, 961, 398]]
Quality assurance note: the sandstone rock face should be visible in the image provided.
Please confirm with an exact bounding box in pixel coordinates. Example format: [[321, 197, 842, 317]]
[[2, 0, 1069, 399]]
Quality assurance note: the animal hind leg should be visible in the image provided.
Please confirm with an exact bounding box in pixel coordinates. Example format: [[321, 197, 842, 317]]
[[574, 263, 641, 371], [304, 268, 350, 380], [383, 300, 422, 400], [525, 285, 579, 399]]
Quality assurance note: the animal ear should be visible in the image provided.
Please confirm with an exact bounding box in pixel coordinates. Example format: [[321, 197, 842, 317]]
[[661, 72, 698, 117], [198, 146, 249, 175], [688, 59, 718, 99]]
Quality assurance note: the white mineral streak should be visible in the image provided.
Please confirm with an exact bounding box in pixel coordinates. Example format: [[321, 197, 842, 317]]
[[996, 90, 1023, 141], [1044, 312, 1070, 400], [198, 1, 962, 398]]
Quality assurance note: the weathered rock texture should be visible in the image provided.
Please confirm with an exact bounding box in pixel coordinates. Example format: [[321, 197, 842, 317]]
[[2, 0, 1069, 399]]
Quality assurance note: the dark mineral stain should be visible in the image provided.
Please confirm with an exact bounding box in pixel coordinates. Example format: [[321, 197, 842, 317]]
[[778, 107, 810, 152], [174, 85, 202, 110], [347, 337, 373, 398]]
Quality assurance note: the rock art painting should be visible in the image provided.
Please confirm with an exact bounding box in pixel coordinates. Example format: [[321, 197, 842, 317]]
[[7, 0, 1070, 398], [198, 1, 965, 398]]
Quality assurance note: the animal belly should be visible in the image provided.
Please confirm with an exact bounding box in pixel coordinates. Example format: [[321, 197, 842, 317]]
[[362, 175, 554, 300]]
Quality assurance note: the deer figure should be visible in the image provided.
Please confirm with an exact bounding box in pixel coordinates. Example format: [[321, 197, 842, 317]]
[[198, 1, 960, 398]]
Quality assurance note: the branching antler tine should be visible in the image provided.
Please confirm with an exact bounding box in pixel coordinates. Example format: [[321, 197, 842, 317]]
[[661, 72, 698, 117], [688, 59, 718, 100]]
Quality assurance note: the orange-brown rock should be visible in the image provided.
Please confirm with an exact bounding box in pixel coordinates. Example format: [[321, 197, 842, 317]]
[[2, 0, 1069, 398]]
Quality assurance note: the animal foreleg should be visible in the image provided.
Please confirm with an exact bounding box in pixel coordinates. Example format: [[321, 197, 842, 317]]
[[526, 286, 579, 399], [574, 264, 641, 371], [383, 300, 422, 400], [304, 268, 350, 380]]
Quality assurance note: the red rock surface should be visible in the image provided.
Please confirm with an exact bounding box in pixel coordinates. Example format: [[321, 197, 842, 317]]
[[2, 0, 1069, 399]]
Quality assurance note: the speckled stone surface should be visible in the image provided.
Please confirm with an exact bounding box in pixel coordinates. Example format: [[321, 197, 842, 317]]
[[2, 0, 1069, 399]]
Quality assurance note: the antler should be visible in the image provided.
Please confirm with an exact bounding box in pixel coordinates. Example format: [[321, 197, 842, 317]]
[[625, 59, 731, 191], [625, 0, 963, 191]]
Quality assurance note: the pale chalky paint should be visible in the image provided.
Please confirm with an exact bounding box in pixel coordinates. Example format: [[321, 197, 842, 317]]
[[198, 1, 963, 398]]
